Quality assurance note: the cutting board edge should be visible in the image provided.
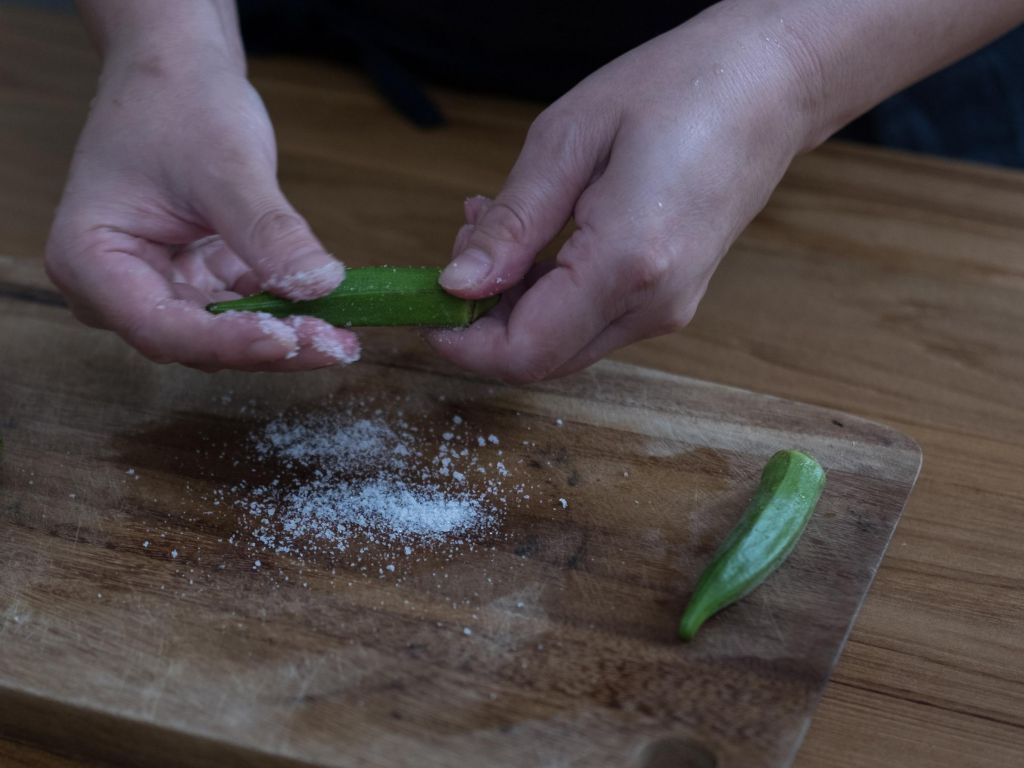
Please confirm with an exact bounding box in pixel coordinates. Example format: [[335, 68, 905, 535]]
[[0, 681, 325, 768]]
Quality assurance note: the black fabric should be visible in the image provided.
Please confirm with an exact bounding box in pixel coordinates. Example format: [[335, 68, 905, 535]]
[[238, 1, 709, 101], [239, 2, 1024, 167], [840, 24, 1024, 168]]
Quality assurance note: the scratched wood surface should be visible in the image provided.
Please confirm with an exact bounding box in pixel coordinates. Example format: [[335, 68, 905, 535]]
[[0, 254, 919, 768], [0, 5, 1022, 767]]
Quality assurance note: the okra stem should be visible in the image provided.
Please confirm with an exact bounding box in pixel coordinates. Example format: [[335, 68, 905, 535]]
[[207, 266, 499, 328]]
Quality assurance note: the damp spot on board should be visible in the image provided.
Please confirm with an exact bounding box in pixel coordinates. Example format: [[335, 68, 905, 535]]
[[109, 392, 567, 582]]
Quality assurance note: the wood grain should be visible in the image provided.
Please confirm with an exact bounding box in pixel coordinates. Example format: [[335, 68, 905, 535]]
[[0, 265, 919, 767], [0, 4, 1022, 766]]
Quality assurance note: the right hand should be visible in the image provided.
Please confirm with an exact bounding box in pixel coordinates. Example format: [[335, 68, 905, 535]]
[[46, 45, 359, 370]]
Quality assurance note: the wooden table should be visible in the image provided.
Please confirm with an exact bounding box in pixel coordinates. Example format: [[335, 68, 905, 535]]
[[1, 6, 1022, 767]]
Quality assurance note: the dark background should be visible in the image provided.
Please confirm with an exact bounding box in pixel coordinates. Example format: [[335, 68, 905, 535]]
[[11, 0, 1024, 167]]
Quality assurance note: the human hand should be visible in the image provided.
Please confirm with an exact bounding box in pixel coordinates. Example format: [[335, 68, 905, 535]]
[[429, 6, 815, 383], [46, 33, 358, 370]]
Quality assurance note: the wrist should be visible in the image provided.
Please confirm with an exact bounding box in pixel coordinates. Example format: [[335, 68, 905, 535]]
[[652, 3, 818, 173], [77, 0, 246, 78]]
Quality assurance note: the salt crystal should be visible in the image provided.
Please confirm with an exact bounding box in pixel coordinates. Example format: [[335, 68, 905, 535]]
[[559, 498, 568, 509], [202, 396, 538, 562], [126, 468, 135, 476], [252, 312, 299, 351], [555, 418, 564, 427], [171, 549, 178, 559], [143, 541, 149, 548], [463, 627, 473, 636]]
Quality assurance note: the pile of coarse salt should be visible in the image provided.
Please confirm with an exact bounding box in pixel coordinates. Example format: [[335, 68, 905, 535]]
[[216, 396, 529, 565]]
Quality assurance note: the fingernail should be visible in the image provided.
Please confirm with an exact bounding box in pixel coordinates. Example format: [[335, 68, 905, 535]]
[[439, 248, 492, 290]]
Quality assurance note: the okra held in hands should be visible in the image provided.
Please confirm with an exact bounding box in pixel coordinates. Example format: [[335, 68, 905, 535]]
[[679, 449, 826, 641], [207, 266, 499, 328]]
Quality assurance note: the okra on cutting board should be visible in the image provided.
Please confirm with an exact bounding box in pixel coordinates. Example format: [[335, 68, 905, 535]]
[[679, 449, 826, 641]]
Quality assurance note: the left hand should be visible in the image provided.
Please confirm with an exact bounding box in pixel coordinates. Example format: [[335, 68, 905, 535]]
[[428, 6, 814, 383]]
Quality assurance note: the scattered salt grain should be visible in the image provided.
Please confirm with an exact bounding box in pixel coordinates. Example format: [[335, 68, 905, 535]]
[[171, 549, 178, 559], [213, 395, 528, 562], [126, 468, 135, 476], [463, 627, 473, 636], [251, 312, 299, 351], [559, 498, 568, 509], [555, 418, 564, 427], [262, 261, 345, 301], [143, 540, 149, 548], [308, 323, 359, 364]]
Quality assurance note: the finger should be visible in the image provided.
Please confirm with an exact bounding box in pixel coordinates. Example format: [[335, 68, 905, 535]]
[[171, 236, 252, 294], [198, 174, 345, 301], [544, 279, 705, 380], [284, 315, 361, 366], [451, 196, 492, 259], [463, 195, 491, 225], [452, 223, 475, 258], [166, 292, 360, 372], [439, 110, 614, 298], [50, 228, 358, 371], [543, 314, 659, 380], [428, 228, 621, 383]]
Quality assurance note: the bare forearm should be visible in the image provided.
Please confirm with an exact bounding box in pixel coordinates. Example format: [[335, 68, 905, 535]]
[[74, 0, 244, 71], [752, 0, 1024, 150]]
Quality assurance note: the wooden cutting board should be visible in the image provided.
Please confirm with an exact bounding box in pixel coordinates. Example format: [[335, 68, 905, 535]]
[[0, 266, 921, 768]]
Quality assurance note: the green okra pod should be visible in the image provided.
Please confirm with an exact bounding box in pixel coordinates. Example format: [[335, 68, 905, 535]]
[[679, 449, 826, 641], [207, 266, 499, 328]]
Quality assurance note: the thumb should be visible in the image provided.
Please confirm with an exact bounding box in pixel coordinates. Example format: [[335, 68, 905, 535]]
[[203, 181, 344, 301], [440, 111, 610, 298]]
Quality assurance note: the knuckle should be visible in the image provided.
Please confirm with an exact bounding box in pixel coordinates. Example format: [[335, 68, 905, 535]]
[[474, 200, 529, 248], [630, 247, 675, 292], [526, 103, 577, 151], [662, 301, 697, 332], [247, 207, 309, 253]]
